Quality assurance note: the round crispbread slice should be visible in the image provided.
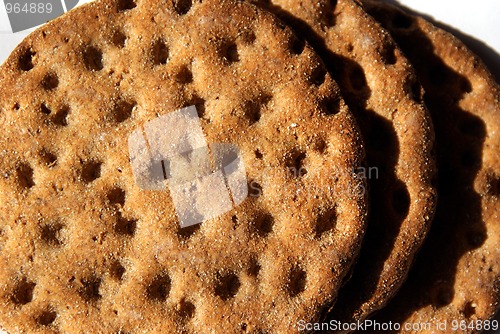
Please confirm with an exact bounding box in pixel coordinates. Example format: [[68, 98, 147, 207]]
[[361, 1, 500, 332], [0, 0, 369, 332], [249, 0, 437, 325]]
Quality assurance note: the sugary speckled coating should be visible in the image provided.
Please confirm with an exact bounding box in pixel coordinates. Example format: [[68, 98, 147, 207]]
[[249, 0, 437, 326], [0, 0, 368, 332], [362, 1, 500, 332]]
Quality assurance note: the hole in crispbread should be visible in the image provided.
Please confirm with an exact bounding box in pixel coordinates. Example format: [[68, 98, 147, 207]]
[[310, 65, 327, 86], [239, 99, 263, 124], [78, 276, 102, 301], [110, 261, 126, 280], [242, 95, 272, 124], [392, 12, 413, 29], [112, 31, 127, 48], [52, 105, 70, 126], [16, 162, 35, 190], [41, 72, 59, 90], [40, 222, 64, 246], [392, 187, 410, 217], [254, 149, 263, 159], [83, 46, 104, 71], [485, 173, 500, 196], [321, 96, 341, 115], [462, 301, 477, 318], [240, 30, 256, 45], [184, 95, 206, 119], [215, 272, 240, 300], [115, 215, 137, 236], [221, 42, 239, 63], [252, 213, 274, 236], [177, 224, 200, 239], [175, 66, 193, 84], [39, 149, 57, 167], [19, 48, 35, 71], [289, 35, 305, 55], [117, 0, 136, 11], [315, 207, 336, 238], [313, 138, 327, 153], [248, 180, 262, 198], [13, 102, 20, 110], [11, 278, 36, 305], [247, 257, 261, 277], [382, 44, 397, 65], [178, 299, 195, 319], [146, 274, 171, 301], [325, 2, 337, 27], [112, 98, 136, 123], [37, 309, 57, 326], [286, 150, 307, 177], [151, 39, 169, 65], [173, 0, 192, 15], [40, 103, 51, 115], [287, 266, 306, 297], [81, 160, 102, 183], [107, 187, 126, 206]]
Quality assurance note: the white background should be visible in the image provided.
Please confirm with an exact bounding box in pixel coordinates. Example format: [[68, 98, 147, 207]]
[[0, 0, 499, 333]]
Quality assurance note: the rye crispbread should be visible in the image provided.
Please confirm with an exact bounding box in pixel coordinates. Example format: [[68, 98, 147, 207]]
[[361, 1, 500, 332], [0, 0, 369, 332], [249, 0, 437, 325]]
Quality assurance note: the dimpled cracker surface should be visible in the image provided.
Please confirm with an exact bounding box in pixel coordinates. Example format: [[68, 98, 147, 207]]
[[361, 1, 500, 332], [0, 0, 370, 332], [249, 0, 437, 326]]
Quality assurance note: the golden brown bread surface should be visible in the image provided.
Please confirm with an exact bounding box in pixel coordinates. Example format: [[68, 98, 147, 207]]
[[0, 0, 369, 332], [361, 1, 500, 332], [249, 0, 437, 326]]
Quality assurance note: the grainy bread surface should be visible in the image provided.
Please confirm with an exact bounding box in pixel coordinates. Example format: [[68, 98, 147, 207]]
[[249, 0, 437, 326], [362, 1, 500, 332], [0, 0, 369, 332]]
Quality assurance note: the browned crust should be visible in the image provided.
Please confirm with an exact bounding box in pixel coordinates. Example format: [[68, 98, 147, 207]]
[[361, 1, 500, 333]]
